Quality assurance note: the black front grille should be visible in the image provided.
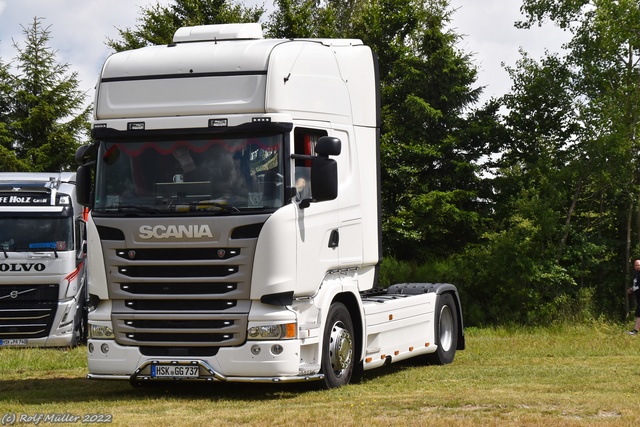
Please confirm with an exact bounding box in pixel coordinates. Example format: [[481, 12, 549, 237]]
[[140, 346, 220, 357], [0, 284, 59, 339], [118, 265, 238, 278], [95, 215, 268, 348], [0, 284, 58, 302], [127, 319, 235, 329], [128, 332, 235, 343], [116, 248, 240, 261], [113, 312, 249, 347], [124, 299, 237, 311], [121, 282, 237, 295]]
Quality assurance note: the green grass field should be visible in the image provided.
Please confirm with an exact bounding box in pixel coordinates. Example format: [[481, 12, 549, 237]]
[[1, 323, 639, 426]]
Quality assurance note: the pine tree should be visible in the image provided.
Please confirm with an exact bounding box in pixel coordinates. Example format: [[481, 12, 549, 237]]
[[0, 53, 27, 171], [9, 17, 89, 172]]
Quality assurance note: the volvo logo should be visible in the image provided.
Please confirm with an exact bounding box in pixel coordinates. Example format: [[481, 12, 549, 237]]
[[0, 288, 36, 300], [0, 263, 46, 272]]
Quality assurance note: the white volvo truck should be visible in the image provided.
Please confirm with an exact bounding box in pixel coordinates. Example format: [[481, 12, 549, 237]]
[[0, 172, 88, 347], [75, 23, 465, 388]]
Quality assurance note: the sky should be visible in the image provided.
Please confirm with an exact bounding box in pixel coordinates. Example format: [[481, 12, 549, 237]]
[[449, 0, 571, 104], [0, 0, 572, 108]]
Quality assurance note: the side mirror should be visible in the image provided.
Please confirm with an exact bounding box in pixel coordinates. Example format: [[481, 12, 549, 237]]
[[309, 136, 341, 203], [310, 157, 338, 202], [75, 145, 89, 164], [290, 136, 341, 208], [315, 136, 341, 156], [75, 143, 98, 164], [76, 164, 93, 208]]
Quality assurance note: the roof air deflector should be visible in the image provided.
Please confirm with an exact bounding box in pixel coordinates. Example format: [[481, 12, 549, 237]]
[[173, 23, 263, 43]]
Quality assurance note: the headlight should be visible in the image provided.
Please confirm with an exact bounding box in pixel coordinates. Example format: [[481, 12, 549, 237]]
[[247, 323, 296, 340], [89, 324, 114, 339], [59, 305, 73, 327]]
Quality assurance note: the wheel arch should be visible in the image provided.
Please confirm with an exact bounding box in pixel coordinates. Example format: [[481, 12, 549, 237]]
[[433, 284, 465, 351], [330, 292, 364, 365]]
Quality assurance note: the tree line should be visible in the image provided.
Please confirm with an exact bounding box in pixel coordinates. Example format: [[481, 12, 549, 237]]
[[1, 0, 638, 326]]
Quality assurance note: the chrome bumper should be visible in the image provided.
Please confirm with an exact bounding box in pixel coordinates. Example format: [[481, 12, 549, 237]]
[[87, 359, 324, 384]]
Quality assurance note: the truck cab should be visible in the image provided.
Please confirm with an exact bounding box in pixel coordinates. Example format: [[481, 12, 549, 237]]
[[0, 172, 88, 347]]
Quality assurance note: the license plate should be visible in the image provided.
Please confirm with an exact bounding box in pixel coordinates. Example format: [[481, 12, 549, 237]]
[[0, 339, 27, 346], [151, 364, 200, 378]]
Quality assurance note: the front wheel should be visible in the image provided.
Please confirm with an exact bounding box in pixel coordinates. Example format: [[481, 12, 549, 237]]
[[320, 303, 355, 389], [424, 293, 458, 365]]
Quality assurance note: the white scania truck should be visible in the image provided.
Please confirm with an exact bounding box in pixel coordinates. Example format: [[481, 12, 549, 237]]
[[75, 23, 465, 388], [0, 172, 88, 347]]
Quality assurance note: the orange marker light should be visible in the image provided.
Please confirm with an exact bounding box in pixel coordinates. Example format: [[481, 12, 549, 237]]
[[285, 323, 297, 339]]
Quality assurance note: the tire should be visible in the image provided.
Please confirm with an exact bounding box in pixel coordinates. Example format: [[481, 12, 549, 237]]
[[424, 293, 458, 365], [320, 303, 355, 389]]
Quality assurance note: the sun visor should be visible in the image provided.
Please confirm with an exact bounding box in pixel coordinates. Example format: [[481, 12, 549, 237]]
[[95, 41, 275, 120]]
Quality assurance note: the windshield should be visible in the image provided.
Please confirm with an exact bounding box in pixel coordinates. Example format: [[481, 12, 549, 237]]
[[94, 135, 285, 214], [0, 216, 74, 252]]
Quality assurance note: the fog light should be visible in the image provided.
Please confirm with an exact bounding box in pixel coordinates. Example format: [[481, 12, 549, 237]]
[[88, 343, 94, 353], [100, 343, 109, 354], [251, 344, 261, 355], [271, 344, 284, 355]]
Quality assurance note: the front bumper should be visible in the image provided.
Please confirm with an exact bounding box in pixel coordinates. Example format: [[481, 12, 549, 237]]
[[88, 359, 324, 384], [86, 338, 323, 383], [0, 298, 80, 347]]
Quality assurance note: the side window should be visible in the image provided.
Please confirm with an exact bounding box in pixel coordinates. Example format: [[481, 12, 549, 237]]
[[294, 128, 327, 200]]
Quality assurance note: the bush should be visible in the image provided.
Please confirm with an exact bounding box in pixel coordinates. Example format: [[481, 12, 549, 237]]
[[528, 287, 597, 325], [378, 252, 603, 327], [377, 256, 413, 287]]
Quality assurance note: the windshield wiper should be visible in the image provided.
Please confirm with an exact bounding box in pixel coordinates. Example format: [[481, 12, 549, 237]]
[[46, 246, 59, 259], [1, 240, 14, 258], [27, 242, 60, 258], [173, 200, 240, 213], [103, 205, 162, 214], [28, 246, 58, 258]]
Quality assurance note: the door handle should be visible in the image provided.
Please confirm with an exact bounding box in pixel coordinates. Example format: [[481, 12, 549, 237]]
[[328, 229, 339, 248]]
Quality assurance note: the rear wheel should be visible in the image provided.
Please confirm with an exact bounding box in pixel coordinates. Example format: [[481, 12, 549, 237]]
[[424, 293, 458, 365], [320, 303, 355, 389]]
